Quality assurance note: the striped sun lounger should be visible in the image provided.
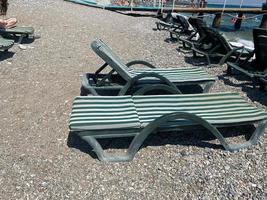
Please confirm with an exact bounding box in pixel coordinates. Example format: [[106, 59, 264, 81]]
[[0, 26, 35, 43], [81, 39, 215, 96], [69, 92, 267, 162]]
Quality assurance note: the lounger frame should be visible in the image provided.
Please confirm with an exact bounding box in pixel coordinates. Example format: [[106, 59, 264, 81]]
[[73, 111, 266, 162], [81, 60, 215, 96], [81, 39, 215, 96], [70, 94, 267, 162]]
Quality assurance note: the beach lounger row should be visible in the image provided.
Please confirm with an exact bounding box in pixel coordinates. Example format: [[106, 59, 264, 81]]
[[69, 39, 267, 162], [156, 15, 267, 89]]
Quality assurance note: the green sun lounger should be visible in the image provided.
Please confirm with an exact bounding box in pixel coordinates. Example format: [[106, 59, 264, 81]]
[[0, 35, 14, 51], [81, 39, 215, 96], [69, 92, 267, 162], [179, 17, 208, 50], [169, 13, 195, 40], [155, 12, 182, 31], [227, 28, 267, 88], [0, 26, 34, 43], [192, 27, 252, 66]]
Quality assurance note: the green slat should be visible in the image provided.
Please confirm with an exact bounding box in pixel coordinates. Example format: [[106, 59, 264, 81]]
[[130, 67, 215, 82], [69, 93, 267, 131], [91, 40, 133, 81], [69, 95, 141, 130], [133, 93, 267, 125]]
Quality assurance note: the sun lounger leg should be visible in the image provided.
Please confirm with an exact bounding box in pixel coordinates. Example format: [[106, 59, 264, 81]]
[[81, 135, 133, 162], [226, 121, 267, 151], [202, 82, 214, 93], [18, 34, 26, 44], [119, 72, 181, 95], [127, 113, 267, 159]]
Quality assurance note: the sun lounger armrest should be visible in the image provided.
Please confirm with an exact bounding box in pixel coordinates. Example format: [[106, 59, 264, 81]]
[[118, 72, 181, 95], [126, 60, 156, 69]]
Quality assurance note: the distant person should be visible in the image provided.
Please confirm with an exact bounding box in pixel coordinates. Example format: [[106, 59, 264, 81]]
[[0, 0, 17, 29]]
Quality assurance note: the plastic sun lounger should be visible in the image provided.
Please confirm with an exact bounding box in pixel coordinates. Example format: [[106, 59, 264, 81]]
[[192, 27, 252, 67], [0, 35, 14, 51], [168, 13, 195, 40], [227, 28, 267, 88], [69, 92, 267, 162], [81, 39, 216, 96], [155, 12, 182, 31], [0, 26, 34, 43], [178, 17, 208, 50]]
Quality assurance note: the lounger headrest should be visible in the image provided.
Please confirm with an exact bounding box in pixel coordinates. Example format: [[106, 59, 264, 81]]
[[91, 39, 133, 81]]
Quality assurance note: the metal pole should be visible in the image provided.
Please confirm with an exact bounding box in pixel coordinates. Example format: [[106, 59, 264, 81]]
[[172, 0, 176, 12]]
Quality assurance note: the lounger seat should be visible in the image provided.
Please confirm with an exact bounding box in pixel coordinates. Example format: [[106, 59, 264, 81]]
[[0, 35, 14, 51], [81, 39, 215, 95], [155, 12, 181, 31], [69, 92, 267, 162]]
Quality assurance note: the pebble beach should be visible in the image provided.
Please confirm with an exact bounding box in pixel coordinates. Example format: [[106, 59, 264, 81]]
[[0, 0, 266, 199]]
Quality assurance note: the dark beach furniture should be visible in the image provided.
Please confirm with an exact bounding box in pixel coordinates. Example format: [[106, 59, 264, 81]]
[[192, 27, 252, 66], [69, 93, 267, 162], [0, 35, 14, 51], [227, 28, 267, 88], [179, 17, 208, 49], [259, 76, 267, 90], [155, 12, 181, 31], [0, 26, 34, 43], [81, 39, 215, 96], [169, 13, 195, 40]]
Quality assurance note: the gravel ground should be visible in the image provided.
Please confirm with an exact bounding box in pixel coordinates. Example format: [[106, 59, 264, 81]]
[[0, 0, 266, 199]]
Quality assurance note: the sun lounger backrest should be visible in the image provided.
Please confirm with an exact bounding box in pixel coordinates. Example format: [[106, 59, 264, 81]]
[[91, 40, 133, 81], [173, 13, 193, 31], [188, 17, 207, 38], [163, 12, 173, 23], [204, 27, 231, 53], [253, 28, 267, 72]]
